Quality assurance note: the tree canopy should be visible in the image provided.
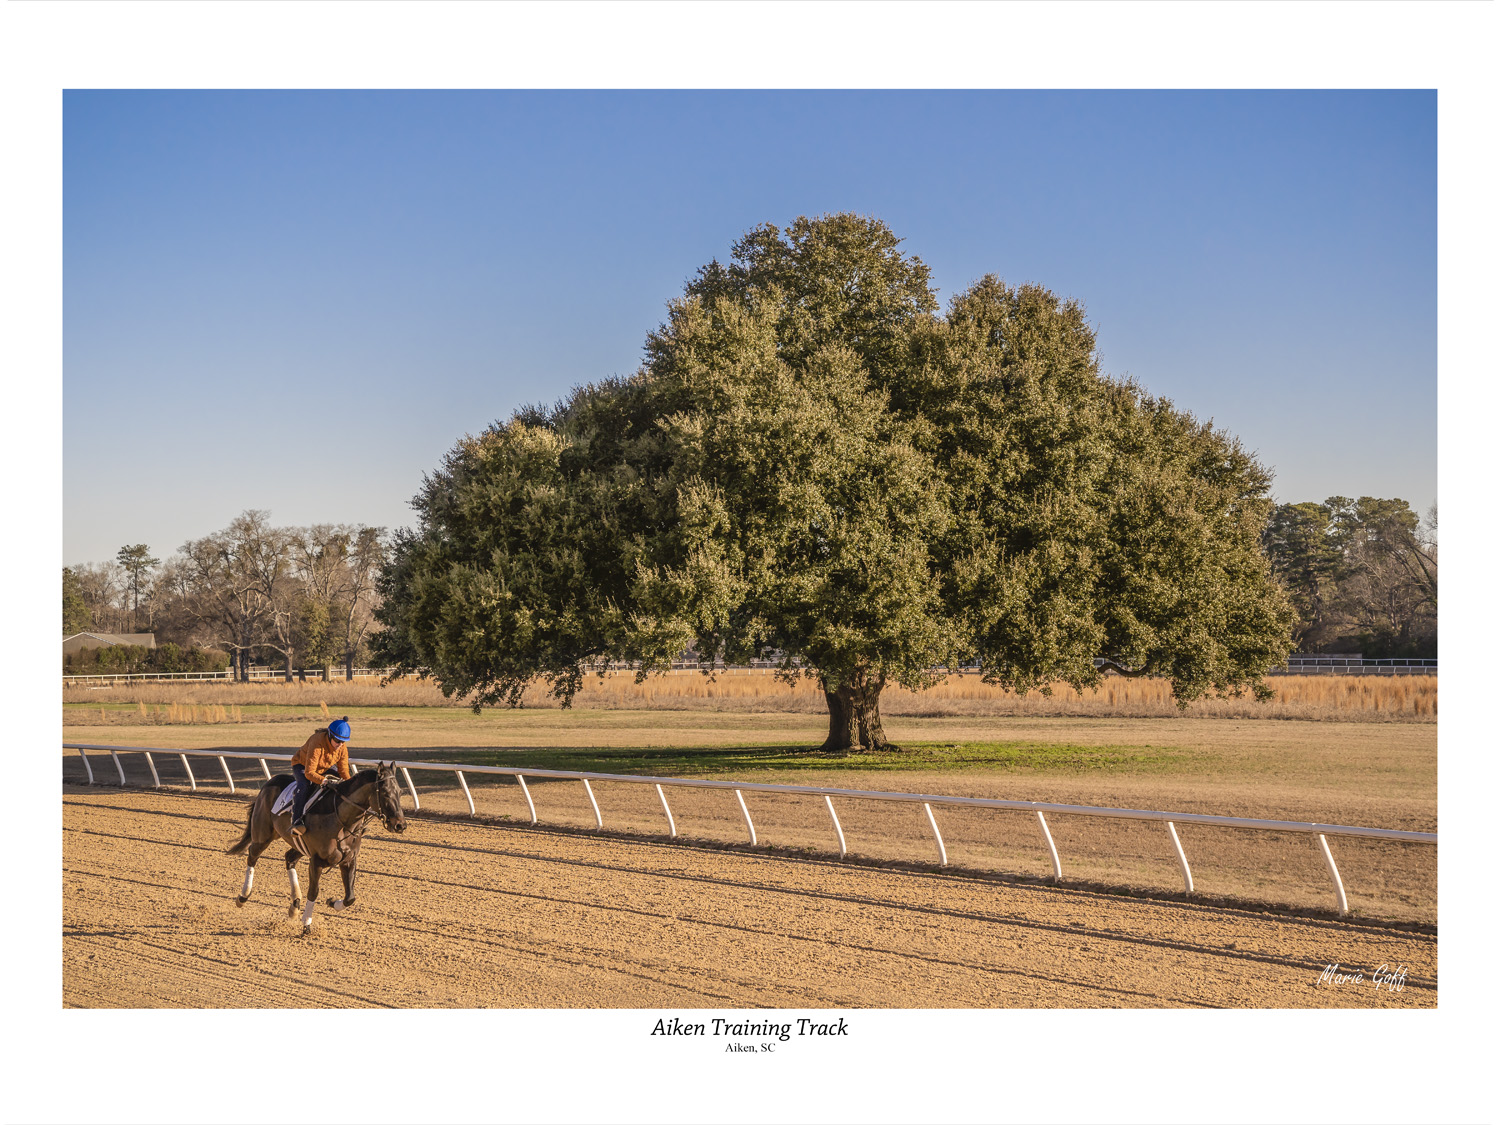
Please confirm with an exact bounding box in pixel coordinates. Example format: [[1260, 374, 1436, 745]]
[[62, 566, 91, 635], [376, 214, 1295, 750], [1262, 496, 1436, 657]]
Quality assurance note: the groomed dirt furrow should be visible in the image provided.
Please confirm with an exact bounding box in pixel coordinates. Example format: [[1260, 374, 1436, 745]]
[[62, 786, 1436, 1008]]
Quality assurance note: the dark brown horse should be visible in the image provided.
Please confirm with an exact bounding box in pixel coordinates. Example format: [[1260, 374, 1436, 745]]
[[226, 762, 407, 933]]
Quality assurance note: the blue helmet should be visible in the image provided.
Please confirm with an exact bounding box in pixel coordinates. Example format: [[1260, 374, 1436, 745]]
[[328, 717, 352, 743]]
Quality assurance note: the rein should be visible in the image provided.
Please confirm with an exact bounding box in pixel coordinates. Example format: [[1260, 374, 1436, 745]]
[[329, 775, 387, 837]]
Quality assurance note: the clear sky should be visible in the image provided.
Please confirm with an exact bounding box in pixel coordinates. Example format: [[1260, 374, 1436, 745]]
[[63, 89, 1436, 566]]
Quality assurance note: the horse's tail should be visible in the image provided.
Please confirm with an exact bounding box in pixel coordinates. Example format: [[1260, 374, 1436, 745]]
[[226, 798, 255, 855]]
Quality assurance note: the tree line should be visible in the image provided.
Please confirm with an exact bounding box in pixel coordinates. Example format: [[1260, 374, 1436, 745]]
[[1261, 496, 1436, 658], [64, 511, 386, 680], [66, 493, 1432, 682]]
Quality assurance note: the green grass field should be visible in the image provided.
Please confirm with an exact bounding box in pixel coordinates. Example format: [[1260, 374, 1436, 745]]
[[63, 700, 1433, 811]]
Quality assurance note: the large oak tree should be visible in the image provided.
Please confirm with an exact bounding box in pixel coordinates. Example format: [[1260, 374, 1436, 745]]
[[376, 215, 1294, 750]]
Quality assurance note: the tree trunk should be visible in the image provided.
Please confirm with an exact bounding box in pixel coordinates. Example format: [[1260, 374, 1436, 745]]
[[855, 680, 896, 751], [345, 650, 354, 681], [239, 620, 253, 682], [283, 651, 293, 683], [816, 687, 860, 754], [815, 673, 897, 753]]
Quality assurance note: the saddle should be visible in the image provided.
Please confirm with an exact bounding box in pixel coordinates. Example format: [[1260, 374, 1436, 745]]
[[271, 777, 338, 817]]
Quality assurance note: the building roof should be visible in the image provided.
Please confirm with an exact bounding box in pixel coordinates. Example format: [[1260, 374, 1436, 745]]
[[63, 632, 157, 649]]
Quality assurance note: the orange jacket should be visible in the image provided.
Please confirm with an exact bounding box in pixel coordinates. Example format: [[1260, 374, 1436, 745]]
[[292, 729, 351, 785]]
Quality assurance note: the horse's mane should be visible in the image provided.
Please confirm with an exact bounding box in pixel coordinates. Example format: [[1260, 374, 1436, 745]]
[[336, 768, 378, 794]]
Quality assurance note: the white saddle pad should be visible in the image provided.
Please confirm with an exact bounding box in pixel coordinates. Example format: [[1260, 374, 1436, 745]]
[[273, 782, 335, 817]]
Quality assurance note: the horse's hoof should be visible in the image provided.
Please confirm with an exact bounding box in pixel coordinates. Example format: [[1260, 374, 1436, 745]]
[[287, 900, 302, 918]]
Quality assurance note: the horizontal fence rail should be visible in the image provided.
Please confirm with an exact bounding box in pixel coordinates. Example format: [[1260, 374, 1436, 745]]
[[1270, 656, 1436, 676], [63, 668, 408, 685], [64, 656, 1436, 687], [63, 742, 1436, 916]]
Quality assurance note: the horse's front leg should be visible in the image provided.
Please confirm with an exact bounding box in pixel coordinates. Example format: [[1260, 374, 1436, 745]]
[[284, 850, 304, 918], [327, 838, 361, 911], [299, 857, 324, 932]]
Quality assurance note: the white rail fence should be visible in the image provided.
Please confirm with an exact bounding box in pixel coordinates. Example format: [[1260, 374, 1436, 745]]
[[63, 741, 1436, 917], [63, 668, 407, 685], [64, 656, 1438, 687], [62, 661, 773, 685]]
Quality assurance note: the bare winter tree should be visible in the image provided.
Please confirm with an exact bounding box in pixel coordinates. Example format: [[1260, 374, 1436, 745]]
[[263, 534, 310, 682], [1263, 495, 1437, 657], [336, 526, 387, 680], [1337, 498, 1437, 654], [148, 557, 220, 650], [297, 525, 347, 681], [176, 511, 296, 680], [294, 524, 387, 680], [69, 562, 127, 634]]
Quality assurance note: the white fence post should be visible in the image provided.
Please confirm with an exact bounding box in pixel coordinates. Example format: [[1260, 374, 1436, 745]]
[[76, 747, 95, 785], [217, 756, 236, 794], [143, 751, 161, 788], [1165, 821, 1193, 894], [735, 790, 757, 845], [1035, 810, 1062, 881], [455, 771, 476, 816], [259, 759, 272, 780], [178, 753, 197, 791], [581, 779, 603, 829], [515, 774, 537, 824], [923, 803, 948, 866], [1318, 834, 1350, 915], [825, 795, 847, 857], [109, 751, 127, 786], [655, 784, 677, 837], [400, 768, 421, 810]]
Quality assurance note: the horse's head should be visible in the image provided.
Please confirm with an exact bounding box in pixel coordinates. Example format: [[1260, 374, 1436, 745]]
[[373, 762, 408, 833]]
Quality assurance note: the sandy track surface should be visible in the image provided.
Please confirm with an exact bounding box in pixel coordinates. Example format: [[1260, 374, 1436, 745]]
[[63, 785, 1434, 1009]]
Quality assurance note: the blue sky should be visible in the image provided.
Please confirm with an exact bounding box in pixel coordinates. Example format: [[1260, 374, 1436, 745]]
[[64, 90, 1436, 565]]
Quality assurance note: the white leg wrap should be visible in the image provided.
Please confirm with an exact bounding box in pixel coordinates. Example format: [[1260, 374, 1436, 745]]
[[288, 868, 302, 898], [301, 898, 316, 928], [241, 868, 255, 896]]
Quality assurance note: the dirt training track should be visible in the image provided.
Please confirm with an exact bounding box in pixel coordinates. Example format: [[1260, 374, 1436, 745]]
[[63, 785, 1434, 1008]]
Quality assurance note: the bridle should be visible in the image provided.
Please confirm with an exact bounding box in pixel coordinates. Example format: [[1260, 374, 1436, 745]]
[[331, 772, 402, 837]]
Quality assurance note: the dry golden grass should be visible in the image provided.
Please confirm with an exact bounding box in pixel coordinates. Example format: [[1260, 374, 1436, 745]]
[[64, 669, 1435, 722]]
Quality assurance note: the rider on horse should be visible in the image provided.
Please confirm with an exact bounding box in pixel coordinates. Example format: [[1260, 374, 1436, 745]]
[[289, 717, 353, 835]]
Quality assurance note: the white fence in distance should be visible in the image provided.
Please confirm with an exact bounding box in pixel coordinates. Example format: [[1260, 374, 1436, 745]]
[[62, 667, 408, 685], [64, 655, 1437, 687], [64, 742, 1436, 917]]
